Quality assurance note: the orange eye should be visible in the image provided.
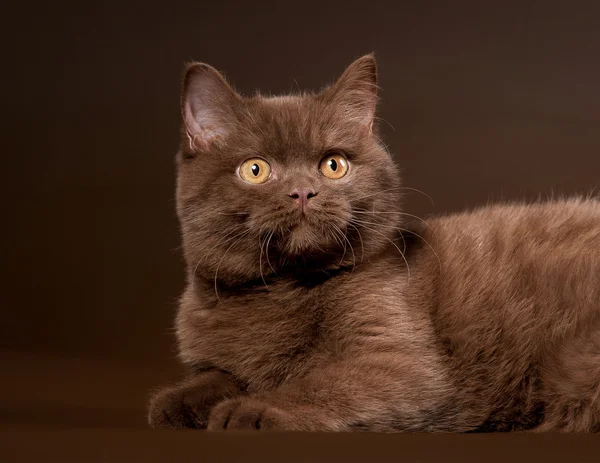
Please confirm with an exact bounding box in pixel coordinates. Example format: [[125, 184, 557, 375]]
[[239, 158, 271, 184], [319, 153, 349, 179]]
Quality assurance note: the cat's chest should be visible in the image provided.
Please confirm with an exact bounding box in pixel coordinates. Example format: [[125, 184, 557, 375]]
[[177, 285, 331, 390]]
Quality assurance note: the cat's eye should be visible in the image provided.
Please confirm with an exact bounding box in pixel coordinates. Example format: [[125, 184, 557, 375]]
[[239, 158, 272, 184], [319, 153, 349, 179]]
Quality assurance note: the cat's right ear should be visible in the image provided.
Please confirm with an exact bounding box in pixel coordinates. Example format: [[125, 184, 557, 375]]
[[181, 62, 240, 153]]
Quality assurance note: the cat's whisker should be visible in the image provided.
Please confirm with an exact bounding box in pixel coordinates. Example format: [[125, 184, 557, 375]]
[[350, 219, 411, 282], [333, 224, 356, 272], [212, 225, 251, 252], [351, 218, 442, 272], [191, 225, 245, 285], [333, 233, 345, 265], [265, 231, 277, 275], [351, 186, 435, 207], [354, 209, 435, 232], [216, 212, 251, 216], [347, 223, 365, 262], [374, 115, 396, 132], [372, 134, 392, 157], [345, 231, 357, 272], [291, 78, 301, 94], [399, 187, 435, 207], [396, 226, 442, 272], [331, 225, 348, 266], [351, 186, 406, 202], [213, 229, 251, 300], [396, 222, 408, 255], [258, 234, 270, 291], [191, 258, 203, 289]]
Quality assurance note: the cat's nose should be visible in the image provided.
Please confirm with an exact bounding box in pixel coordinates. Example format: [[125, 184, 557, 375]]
[[287, 188, 318, 207]]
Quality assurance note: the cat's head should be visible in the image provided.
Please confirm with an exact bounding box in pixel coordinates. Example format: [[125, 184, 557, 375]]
[[176, 55, 402, 287]]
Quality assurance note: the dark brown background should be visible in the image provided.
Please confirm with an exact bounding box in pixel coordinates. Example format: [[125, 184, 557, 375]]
[[1, 0, 599, 438]]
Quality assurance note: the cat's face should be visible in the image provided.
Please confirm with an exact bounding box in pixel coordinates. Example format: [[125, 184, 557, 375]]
[[176, 55, 402, 286]]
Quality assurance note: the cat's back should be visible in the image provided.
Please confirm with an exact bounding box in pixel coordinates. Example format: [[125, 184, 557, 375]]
[[429, 197, 600, 248], [409, 199, 600, 429], [416, 197, 600, 333], [405, 198, 600, 429]]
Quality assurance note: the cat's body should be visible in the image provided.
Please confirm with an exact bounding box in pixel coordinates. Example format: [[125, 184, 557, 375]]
[[149, 55, 600, 432]]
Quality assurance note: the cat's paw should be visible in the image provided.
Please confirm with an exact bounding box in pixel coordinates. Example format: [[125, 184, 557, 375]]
[[148, 386, 204, 429], [148, 372, 242, 429], [206, 397, 298, 431]]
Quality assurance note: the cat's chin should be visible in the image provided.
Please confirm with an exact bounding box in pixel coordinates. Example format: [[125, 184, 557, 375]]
[[279, 228, 345, 264]]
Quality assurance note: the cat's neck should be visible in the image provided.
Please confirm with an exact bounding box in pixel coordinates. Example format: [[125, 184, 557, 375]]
[[190, 261, 357, 305], [188, 234, 416, 306]]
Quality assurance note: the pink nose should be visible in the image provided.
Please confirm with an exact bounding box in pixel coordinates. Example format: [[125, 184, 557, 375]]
[[288, 188, 318, 208]]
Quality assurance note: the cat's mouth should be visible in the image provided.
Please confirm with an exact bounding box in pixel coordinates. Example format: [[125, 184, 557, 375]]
[[277, 221, 347, 260], [256, 206, 351, 261], [285, 220, 312, 241], [288, 215, 309, 231]]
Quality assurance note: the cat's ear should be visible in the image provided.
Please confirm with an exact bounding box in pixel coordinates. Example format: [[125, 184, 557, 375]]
[[181, 62, 240, 152], [324, 54, 379, 132]]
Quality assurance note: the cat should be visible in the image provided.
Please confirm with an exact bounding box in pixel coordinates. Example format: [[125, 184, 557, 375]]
[[148, 54, 600, 432]]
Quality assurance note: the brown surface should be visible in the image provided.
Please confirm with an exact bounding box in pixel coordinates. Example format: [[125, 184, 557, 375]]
[[1, 0, 600, 440], [0, 350, 181, 430], [3, 431, 600, 463]]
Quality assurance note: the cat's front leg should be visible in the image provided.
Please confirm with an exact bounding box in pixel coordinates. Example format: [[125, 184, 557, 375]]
[[148, 370, 244, 429], [206, 355, 457, 432]]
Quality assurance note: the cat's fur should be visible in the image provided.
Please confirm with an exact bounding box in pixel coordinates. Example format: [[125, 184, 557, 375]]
[[148, 55, 600, 432]]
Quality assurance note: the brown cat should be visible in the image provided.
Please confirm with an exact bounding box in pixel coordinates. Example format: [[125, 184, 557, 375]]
[[148, 54, 600, 432]]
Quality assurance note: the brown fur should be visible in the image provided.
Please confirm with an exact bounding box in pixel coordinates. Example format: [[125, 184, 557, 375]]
[[148, 55, 600, 432]]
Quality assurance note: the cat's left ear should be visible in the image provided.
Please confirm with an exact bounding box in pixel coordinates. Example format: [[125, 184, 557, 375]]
[[323, 54, 379, 133]]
